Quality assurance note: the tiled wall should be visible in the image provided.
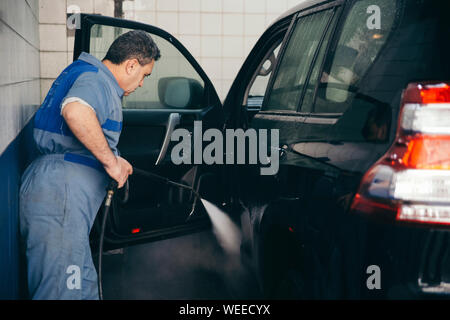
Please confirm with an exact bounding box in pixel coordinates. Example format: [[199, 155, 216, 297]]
[[0, 0, 41, 299], [123, 0, 303, 100], [0, 0, 41, 154], [39, 0, 303, 102], [38, 0, 115, 102]]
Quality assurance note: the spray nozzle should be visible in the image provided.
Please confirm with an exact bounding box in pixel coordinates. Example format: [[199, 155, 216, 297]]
[[108, 179, 118, 191], [105, 180, 118, 207]]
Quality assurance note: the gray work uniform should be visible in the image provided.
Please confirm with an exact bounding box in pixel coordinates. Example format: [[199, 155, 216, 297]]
[[19, 52, 124, 299]]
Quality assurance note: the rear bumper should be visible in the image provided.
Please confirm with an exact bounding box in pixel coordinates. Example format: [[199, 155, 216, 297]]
[[358, 218, 450, 299]]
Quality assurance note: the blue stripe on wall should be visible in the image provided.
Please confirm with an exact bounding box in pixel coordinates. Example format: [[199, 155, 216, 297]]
[[0, 118, 38, 299]]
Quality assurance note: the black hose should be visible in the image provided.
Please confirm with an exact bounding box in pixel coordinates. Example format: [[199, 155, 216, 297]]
[[98, 179, 118, 300]]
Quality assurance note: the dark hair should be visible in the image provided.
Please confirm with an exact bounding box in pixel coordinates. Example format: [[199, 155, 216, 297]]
[[103, 30, 161, 65]]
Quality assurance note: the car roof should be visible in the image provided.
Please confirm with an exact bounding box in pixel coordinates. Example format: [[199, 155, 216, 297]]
[[268, 0, 334, 27]]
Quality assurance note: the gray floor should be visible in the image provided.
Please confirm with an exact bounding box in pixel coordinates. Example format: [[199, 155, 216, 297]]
[[101, 230, 263, 300]]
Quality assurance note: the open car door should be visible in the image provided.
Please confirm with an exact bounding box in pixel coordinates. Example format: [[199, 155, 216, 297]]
[[73, 14, 226, 248]]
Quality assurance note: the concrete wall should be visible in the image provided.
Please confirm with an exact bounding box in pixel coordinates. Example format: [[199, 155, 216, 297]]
[[0, 0, 41, 299]]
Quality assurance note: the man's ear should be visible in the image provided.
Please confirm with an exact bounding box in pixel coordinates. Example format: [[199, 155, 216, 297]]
[[125, 58, 139, 75]]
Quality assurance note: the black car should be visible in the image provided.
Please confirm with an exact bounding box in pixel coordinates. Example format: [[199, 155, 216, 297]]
[[75, 0, 449, 299]]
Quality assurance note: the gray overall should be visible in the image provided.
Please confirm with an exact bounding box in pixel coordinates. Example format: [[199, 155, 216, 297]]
[[20, 52, 124, 299]]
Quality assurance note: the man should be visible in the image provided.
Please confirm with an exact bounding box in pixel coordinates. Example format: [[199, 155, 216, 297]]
[[19, 30, 160, 299]]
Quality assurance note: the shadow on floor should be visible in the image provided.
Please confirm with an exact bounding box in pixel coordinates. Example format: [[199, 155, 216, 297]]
[[100, 231, 263, 300]]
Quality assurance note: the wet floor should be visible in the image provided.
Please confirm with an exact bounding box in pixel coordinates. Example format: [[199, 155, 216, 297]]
[[101, 230, 263, 300]]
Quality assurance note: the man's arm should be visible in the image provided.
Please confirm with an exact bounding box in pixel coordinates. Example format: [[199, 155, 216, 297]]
[[62, 101, 132, 187]]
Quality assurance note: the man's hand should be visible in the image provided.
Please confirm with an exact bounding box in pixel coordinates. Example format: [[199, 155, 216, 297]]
[[104, 156, 133, 188]]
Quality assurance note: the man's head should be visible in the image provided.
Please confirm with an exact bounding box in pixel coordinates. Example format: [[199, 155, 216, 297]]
[[103, 30, 161, 96]]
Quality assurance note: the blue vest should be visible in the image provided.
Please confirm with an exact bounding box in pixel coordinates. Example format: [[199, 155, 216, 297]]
[[33, 57, 123, 172], [35, 60, 97, 136]]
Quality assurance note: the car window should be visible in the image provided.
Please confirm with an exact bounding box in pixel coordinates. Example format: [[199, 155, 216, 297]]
[[305, 0, 399, 143], [314, 0, 397, 114], [262, 9, 334, 112], [89, 24, 205, 109], [244, 41, 282, 108], [300, 11, 338, 113]]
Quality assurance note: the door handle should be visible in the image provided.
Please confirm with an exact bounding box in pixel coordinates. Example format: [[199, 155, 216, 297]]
[[279, 144, 288, 160], [155, 113, 181, 165], [265, 145, 288, 164]]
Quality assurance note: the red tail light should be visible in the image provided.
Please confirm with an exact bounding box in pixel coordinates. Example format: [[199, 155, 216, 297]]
[[418, 83, 450, 104], [402, 136, 450, 169], [351, 82, 450, 227]]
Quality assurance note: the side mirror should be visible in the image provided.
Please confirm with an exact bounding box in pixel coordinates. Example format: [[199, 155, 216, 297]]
[[158, 77, 204, 109]]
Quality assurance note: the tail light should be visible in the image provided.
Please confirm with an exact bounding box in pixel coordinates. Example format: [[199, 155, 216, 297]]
[[351, 82, 450, 227]]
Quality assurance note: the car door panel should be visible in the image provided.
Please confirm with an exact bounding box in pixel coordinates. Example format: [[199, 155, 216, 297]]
[[119, 108, 218, 161], [74, 14, 224, 246]]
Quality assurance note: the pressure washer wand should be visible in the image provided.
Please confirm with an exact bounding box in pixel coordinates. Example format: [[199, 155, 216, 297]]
[[132, 167, 201, 221], [132, 167, 201, 199]]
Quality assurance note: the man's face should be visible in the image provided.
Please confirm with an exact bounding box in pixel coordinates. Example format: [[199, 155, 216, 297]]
[[121, 58, 155, 96]]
